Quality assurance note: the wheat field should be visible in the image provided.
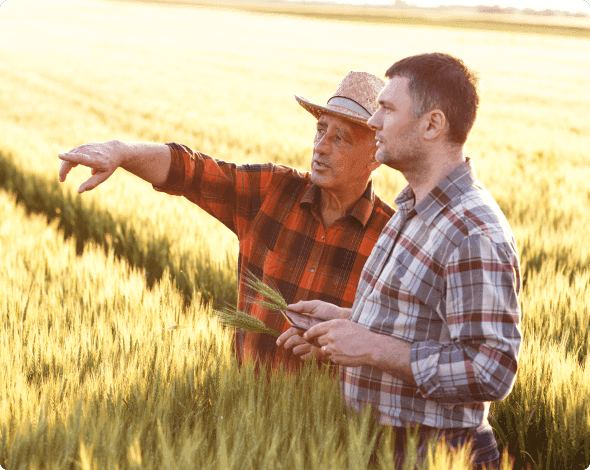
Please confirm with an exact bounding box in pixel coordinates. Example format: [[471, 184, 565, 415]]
[[0, 0, 589, 468]]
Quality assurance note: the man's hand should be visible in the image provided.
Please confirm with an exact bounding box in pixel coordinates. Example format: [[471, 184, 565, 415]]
[[276, 300, 347, 360], [58, 140, 171, 192], [302, 319, 416, 384], [275, 327, 328, 361], [285, 299, 349, 321], [302, 320, 374, 367], [59, 140, 124, 193]]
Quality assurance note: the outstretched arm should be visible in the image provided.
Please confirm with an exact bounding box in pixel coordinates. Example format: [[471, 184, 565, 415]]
[[58, 140, 171, 193]]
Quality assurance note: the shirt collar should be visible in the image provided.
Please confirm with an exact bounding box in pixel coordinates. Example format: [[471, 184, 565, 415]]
[[300, 179, 376, 228], [394, 158, 477, 226]]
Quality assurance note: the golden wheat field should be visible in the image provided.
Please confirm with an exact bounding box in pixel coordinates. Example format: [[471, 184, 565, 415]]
[[0, 0, 589, 468]]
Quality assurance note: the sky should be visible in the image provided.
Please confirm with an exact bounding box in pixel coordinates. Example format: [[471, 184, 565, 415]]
[[309, 0, 590, 14]]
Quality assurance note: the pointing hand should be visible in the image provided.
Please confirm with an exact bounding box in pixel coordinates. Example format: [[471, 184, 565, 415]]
[[58, 140, 124, 193]]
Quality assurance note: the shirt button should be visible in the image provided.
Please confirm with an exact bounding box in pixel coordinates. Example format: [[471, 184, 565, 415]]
[[321, 236, 325, 240], [310, 268, 315, 273]]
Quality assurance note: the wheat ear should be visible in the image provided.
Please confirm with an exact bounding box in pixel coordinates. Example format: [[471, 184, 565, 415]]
[[212, 306, 280, 337]]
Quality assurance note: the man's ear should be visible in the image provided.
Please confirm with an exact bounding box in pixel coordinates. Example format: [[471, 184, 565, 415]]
[[422, 109, 446, 141]]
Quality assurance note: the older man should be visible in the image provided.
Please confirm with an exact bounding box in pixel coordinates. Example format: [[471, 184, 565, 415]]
[[58, 72, 394, 374], [278, 53, 521, 468]]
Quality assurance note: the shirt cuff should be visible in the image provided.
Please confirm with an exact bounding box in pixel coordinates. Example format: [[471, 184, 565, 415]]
[[152, 142, 189, 195], [410, 340, 444, 399]]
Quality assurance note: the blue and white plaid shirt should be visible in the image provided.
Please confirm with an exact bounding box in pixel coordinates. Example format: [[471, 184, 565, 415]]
[[340, 158, 522, 430]]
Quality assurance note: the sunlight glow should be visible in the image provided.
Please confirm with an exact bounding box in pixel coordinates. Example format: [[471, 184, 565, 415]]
[[300, 0, 590, 15]]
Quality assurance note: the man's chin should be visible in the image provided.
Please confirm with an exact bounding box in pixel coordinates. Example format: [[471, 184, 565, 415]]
[[376, 152, 404, 171], [375, 150, 390, 165], [310, 171, 328, 187]]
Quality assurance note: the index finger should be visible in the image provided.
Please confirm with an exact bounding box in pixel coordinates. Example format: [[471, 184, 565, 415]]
[[276, 326, 304, 347], [286, 299, 323, 313], [58, 151, 93, 166], [303, 320, 334, 343]]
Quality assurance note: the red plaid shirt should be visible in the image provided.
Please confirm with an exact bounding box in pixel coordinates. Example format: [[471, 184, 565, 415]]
[[154, 142, 395, 373]]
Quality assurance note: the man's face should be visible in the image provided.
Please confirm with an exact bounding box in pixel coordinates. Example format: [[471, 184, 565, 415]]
[[310, 114, 377, 191], [367, 76, 425, 171]]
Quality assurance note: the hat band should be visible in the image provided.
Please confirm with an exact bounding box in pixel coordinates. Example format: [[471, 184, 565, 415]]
[[327, 97, 372, 118]]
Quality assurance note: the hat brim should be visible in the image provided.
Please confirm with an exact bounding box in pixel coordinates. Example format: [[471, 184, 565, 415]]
[[295, 94, 371, 128]]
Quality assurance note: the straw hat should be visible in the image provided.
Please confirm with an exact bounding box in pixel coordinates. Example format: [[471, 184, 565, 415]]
[[295, 71, 385, 128]]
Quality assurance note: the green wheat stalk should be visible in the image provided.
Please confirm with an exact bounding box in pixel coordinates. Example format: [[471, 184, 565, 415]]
[[243, 270, 288, 311], [212, 271, 289, 336], [212, 306, 280, 337]]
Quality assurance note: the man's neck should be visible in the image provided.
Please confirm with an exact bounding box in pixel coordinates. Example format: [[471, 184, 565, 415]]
[[404, 148, 465, 204], [319, 181, 369, 227]]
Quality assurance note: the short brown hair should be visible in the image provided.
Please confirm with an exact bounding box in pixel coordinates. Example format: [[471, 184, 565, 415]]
[[385, 53, 479, 145]]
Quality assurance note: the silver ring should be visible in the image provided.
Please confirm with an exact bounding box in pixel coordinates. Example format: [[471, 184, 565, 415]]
[[322, 346, 327, 354]]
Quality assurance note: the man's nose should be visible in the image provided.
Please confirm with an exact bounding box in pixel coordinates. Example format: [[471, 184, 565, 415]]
[[367, 111, 381, 131], [314, 134, 330, 154]]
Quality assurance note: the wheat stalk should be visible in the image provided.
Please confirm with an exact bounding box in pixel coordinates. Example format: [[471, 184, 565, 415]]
[[243, 270, 288, 311], [212, 306, 280, 337], [212, 271, 290, 337]]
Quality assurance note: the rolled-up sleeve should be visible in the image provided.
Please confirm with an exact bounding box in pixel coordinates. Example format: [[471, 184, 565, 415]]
[[153, 142, 276, 237], [410, 235, 521, 404]]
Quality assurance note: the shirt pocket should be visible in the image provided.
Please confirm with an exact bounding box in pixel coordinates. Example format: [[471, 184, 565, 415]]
[[255, 248, 299, 306], [363, 262, 444, 342], [390, 247, 444, 313]]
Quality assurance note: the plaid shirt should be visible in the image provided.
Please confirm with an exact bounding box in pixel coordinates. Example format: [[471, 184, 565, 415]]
[[341, 158, 521, 429], [154, 143, 395, 373]]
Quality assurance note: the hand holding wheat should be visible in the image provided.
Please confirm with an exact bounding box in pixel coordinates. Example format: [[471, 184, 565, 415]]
[[286, 300, 348, 321]]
